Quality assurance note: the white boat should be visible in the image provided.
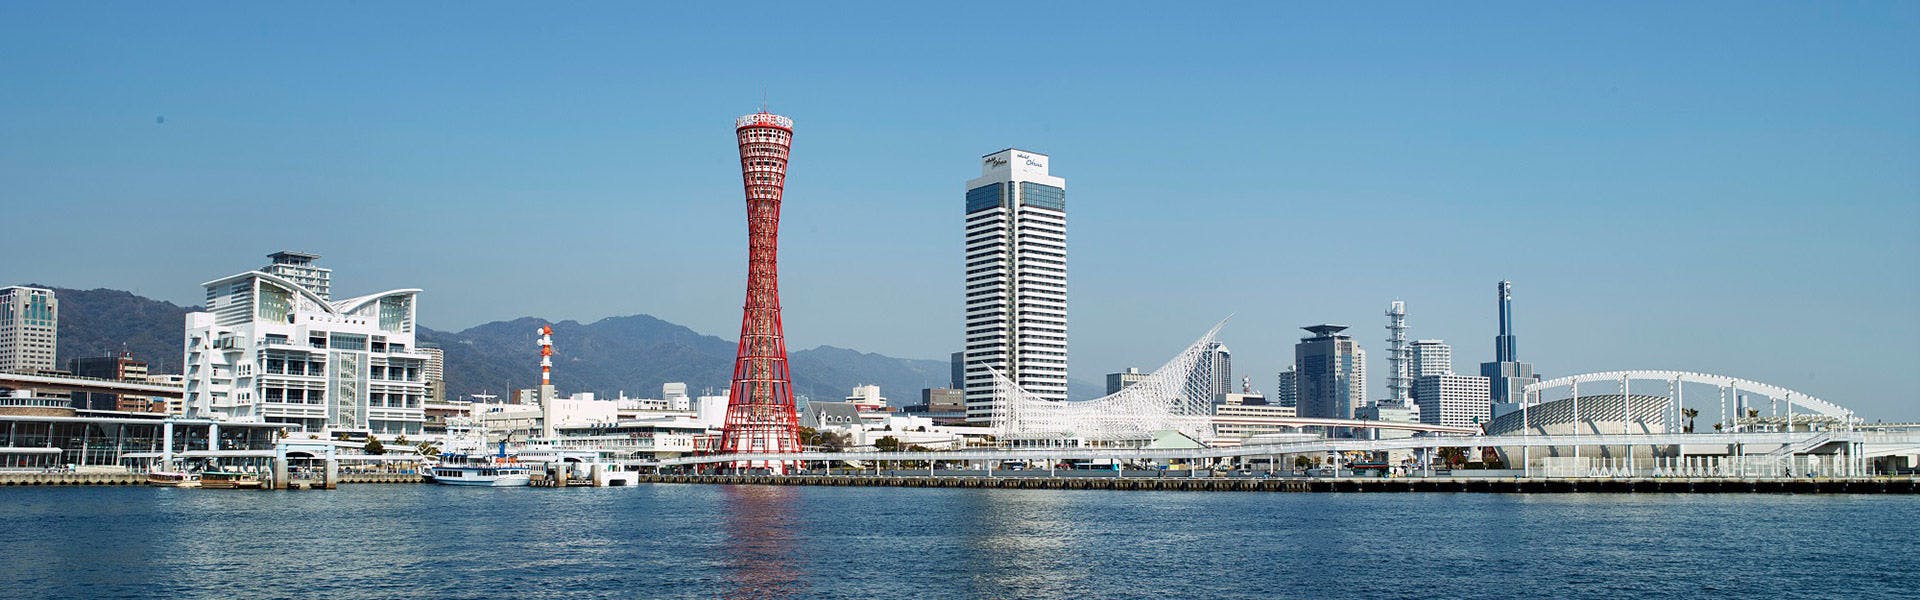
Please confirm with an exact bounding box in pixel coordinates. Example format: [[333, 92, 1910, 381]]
[[147, 471, 200, 487], [426, 416, 531, 486], [429, 462, 532, 487]]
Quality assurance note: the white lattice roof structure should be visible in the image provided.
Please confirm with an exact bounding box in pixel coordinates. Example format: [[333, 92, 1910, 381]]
[[989, 321, 1224, 444]]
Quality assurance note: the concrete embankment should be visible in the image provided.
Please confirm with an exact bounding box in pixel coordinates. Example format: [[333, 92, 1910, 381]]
[[638, 474, 1920, 494], [0, 473, 147, 486], [0, 472, 423, 487]]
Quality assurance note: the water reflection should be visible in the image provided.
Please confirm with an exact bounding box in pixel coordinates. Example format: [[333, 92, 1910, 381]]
[[719, 485, 806, 599]]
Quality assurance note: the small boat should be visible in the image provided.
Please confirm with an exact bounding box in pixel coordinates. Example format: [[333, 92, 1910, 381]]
[[147, 471, 200, 487], [200, 471, 263, 490]]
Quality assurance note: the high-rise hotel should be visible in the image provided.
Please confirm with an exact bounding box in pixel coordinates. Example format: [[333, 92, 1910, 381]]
[[0, 286, 58, 374], [183, 252, 429, 435], [963, 149, 1068, 423]]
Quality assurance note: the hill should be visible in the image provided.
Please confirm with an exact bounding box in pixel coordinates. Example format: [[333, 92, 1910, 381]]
[[39, 286, 1106, 402]]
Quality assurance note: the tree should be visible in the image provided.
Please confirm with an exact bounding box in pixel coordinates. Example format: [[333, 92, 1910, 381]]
[[417, 442, 439, 458], [874, 436, 902, 452], [1681, 408, 1700, 433], [395, 434, 411, 447], [819, 432, 849, 453], [1437, 447, 1468, 469], [364, 436, 386, 456], [1294, 455, 1317, 469]]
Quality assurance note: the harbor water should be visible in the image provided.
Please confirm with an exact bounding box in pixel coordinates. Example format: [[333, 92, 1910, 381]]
[[1, 485, 1915, 599]]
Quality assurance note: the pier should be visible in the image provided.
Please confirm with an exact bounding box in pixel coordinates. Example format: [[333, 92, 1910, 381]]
[[638, 473, 1920, 494]]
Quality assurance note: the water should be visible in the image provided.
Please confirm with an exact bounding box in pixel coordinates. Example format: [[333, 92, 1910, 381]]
[[1, 485, 1915, 599]]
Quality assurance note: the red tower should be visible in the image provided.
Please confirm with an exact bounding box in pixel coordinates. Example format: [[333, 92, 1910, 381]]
[[718, 111, 802, 472]]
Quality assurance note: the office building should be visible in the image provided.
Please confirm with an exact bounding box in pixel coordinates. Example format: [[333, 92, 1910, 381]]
[[67, 354, 150, 411], [962, 148, 1068, 422], [1106, 367, 1149, 395], [1275, 367, 1297, 408], [1411, 339, 1453, 378], [1198, 342, 1232, 403], [950, 351, 964, 389], [0, 286, 58, 373], [1479, 281, 1541, 406], [421, 346, 446, 402], [183, 251, 429, 435], [920, 388, 965, 412], [845, 385, 888, 410], [1415, 374, 1492, 429], [1295, 325, 1366, 420]]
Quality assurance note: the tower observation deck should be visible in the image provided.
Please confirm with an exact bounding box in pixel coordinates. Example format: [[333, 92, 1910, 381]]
[[718, 111, 803, 471]]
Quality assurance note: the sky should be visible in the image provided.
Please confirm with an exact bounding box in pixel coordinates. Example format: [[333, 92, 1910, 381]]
[[2, 3, 1916, 419]]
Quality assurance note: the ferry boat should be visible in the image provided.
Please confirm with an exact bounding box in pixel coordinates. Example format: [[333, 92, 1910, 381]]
[[428, 421, 531, 486], [429, 458, 531, 487], [199, 471, 263, 490], [147, 471, 200, 487]]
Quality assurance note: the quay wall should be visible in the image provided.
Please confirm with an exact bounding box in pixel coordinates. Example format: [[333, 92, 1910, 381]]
[[637, 474, 1920, 494], [0, 473, 146, 486]]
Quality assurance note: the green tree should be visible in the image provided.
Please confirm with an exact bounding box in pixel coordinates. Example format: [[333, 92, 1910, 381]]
[[395, 434, 411, 447], [1294, 455, 1317, 469], [874, 436, 902, 452], [1681, 408, 1699, 433], [364, 436, 386, 456], [1437, 447, 1467, 468], [819, 432, 849, 453], [416, 442, 439, 458]]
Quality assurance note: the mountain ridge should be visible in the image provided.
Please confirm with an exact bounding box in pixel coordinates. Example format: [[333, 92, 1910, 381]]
[[38, 286, 1104, 402]]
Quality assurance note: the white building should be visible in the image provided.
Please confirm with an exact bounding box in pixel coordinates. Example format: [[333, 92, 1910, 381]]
[[1411, 339, 1452, 377], [1414, 374, 1492, 429], [844, 384, 887, 410], [0, 286, 58, 373], [662, 382, 691, 411], [183, 252, 428, 435], [963, 148, 1068, 422]]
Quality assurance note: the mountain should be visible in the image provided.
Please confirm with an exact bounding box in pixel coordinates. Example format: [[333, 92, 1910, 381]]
[[40, 286, 1109, 403], [418, 315, 962, 403], [42, 286, 196, 373]]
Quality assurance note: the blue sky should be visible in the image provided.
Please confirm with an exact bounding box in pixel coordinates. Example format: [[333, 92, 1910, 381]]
[[3, 3, 1916, 418]]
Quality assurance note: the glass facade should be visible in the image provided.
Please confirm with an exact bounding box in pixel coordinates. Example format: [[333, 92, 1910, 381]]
[[1019, 182, 1066, 211], [257, 283, 293, 323], [378, 296, 409, 333], [966, 183, 1005, 214]]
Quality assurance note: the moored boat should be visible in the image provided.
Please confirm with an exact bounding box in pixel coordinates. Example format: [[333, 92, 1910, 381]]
[[429, 462, 532, 487], [147, 471, 200, 487], [200, 471, 263, 489]]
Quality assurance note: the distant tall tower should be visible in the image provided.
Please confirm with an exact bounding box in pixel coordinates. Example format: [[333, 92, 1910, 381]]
[[1384, 301, 1410, 406], [1494, 281, 1516, 362], [718, 111, 803, 470], [1480, 280, 1540, 406], [962, 149, 1068, 423]]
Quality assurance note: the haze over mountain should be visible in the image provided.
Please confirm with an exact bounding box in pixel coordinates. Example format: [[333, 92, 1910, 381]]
[[43, 286, 1102, 402]]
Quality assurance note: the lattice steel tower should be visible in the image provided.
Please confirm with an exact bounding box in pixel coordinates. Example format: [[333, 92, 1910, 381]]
[[718, 111, 802, 471]]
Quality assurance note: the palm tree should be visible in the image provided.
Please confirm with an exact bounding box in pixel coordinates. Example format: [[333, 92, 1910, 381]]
[[1681, 408, 1700, 433], [1437, 447, 1467, 469]]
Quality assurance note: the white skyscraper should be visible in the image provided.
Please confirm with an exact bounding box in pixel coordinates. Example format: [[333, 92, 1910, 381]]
[[183, 252, 428, 435], [1411, 339, 1453, 377], [0, 286, 58, 374], [963, 148, 1068, 423]]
